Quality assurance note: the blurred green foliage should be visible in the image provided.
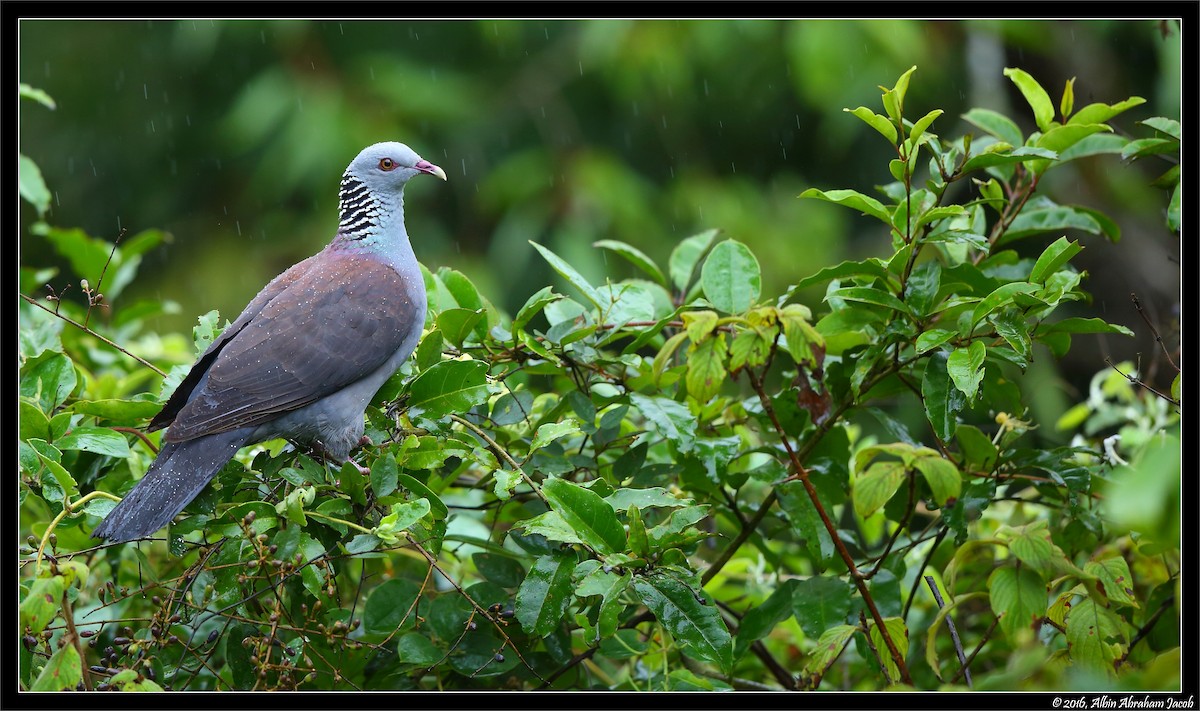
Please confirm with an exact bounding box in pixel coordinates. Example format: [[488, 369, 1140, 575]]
[[19, 21, 1179, 377]]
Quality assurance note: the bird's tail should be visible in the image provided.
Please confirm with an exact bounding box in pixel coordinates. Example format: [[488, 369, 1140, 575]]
[[91, 429, 252, 543]]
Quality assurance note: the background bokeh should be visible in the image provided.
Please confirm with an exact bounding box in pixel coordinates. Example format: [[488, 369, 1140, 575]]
[[18, 19, 1182, 430]]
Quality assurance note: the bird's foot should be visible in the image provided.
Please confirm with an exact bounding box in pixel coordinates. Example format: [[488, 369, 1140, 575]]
[[352, 460, 370, 476]]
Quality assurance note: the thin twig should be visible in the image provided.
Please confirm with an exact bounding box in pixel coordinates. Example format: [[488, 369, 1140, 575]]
[[450, 414, 549, 506], [903, 526, 949, 621], [20, 293, 166, 376], [745, 367, 912, 685], [1118, 593, 1175, 668], [60, 589, 92, 691], [403, 532, 545, 683], [1131, 291, 1179, 373], [1105, 357, 1180, 408], [951, 616, 997, 685], [924, 575, 971, 688]]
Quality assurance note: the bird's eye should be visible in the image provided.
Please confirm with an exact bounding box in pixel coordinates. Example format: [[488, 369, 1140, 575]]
[[379, 158, 396, 171]]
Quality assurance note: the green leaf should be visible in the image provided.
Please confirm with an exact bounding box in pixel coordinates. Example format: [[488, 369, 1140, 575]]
[[891, 65, 917, 108], [915, 205, 967, 231], [594, 239, 667, 286], [1030, 236, 1082, 284], [947, 341, 986, 401], [908, 108, 943, 146], [792, 576, 853, 639], [1042, 317, 1133, 337], [913, 454, 961, 506], [923, 352, 963, 441], [1037, 123, 1111, 154], [530, 241, 603, 310], [779, 304, 823, 366], [959, 146, 1057, 174], [20, 83, 57, 109], [20, 351, 77, 413], [515, 552, 577, 637], [701, 240, 762, 314], [605, 487, 694, 512], [1140, 116, 1181, 140], [629, 392, 697, 454], [530, 421, 581, 453], [70, 398, 162, 424], [1003, 67, 1054, 132], [435, 308, 485, 348], [867, 617, 909, 685], [681, 309, 718, 342], [31, 642, 81, 691], [20, 576, 64, 637], [991, 311, 1032, 362], [1004, 524, 1071, 575], [799, 188, 892, 225], [956, 425, 998, 472], [514, 510, 585, 547], [363, 578, 422, 636], [1084, 557, 1138, 609], [668, 228, 720, 292], [988, 564, 1046, 644], [395, 632, 443, 665], [844, 106, 897, 144], [18, 154, 51, 217], [806, 624, 859, 676], [1066, 598, 1127, 676], [734, 580, 797, 659], [962, 108, 1024, 147], [1121, 137, 1178, 160], [472, 553, 526, 588], [1067, 97, 1146, 126], [370, 453, 399, 498], [541, 478, 626, 555], [1057, 133, 1131, 162], [406, 358, 489, 418], [1001, 203, 1096, 245], [828, 286, 910, 315], [574, 563, 631, 640], [512, 285, 563, 332], [915, 329, 955, 354], [685, 334, 728, 402], [970, 282, 1037, 330], [1060, 77, 1075, 119], [789, 258, 892, 291], [374, 498, 431, 544], [853, 461, 907, 518], [631, 573, 733, 674], [1168, 182, 1181, 232], [54, 426, 132, 458]]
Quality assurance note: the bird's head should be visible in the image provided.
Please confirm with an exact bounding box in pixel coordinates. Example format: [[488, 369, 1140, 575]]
[[345, 142, 448, 192]]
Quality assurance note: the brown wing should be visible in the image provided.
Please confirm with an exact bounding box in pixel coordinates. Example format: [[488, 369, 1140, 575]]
[[162, 252, 422, 442], [149, 253, 324, 432]]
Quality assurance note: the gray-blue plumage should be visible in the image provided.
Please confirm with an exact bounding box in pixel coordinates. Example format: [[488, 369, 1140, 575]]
[[92, 142, 447, 543]]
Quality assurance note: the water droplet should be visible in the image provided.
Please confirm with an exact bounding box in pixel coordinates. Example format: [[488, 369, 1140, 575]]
[[143, 83, 148, 100]]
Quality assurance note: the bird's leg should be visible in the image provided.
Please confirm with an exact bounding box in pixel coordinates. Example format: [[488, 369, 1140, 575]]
[[299, 439, 370, 476]]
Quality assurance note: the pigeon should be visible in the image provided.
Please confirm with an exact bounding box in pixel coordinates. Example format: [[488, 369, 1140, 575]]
[[92, 142, 447, 543]]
